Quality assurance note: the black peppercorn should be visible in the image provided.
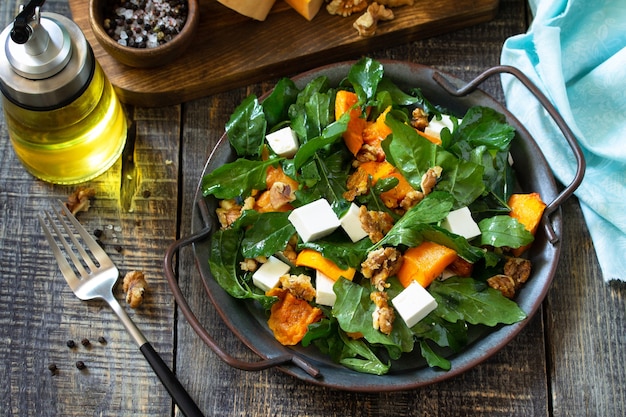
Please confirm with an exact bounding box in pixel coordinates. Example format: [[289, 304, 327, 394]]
[[98, 336, 107, 344], [75, 361, 86, 370], [81, 338, 90, 347], [48, 363, 58, 374], [66, 339, 76, 348]]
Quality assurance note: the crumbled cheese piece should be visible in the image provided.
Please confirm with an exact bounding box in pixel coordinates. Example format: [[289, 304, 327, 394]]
[[424, 114, 459, 139], [392, 281, 438, 328], [288, 199, 340, 242], [252, 256, 291, 292], [340, 203, 368, 242], [315, 270, 336, 307], [266, 126, 300, 158], [441, 206, 481, 240]]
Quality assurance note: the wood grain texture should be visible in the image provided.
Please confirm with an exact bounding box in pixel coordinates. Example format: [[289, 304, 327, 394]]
[[67, 0, 500, 107], [2, 0, 626, 416]]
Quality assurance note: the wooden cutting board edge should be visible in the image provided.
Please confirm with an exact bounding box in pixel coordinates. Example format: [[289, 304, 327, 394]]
[[69, 0, 500, 107]]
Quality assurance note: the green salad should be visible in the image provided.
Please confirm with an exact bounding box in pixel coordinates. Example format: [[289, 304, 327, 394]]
[[201, 58, 539, 375]]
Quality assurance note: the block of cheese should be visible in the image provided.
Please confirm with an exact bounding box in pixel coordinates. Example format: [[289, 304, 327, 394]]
[[315, 270, 336, 307], [340, 203, 368, 242], [252, 256, 290, 292], [441, 206, 481, 240], [288, 199, 340, 242], [424, 114, 460, 139], [392, 281, 438, 328], [266, 126, 299, 158], [283, 0, 325, 21], [216, 0, 277, 21]]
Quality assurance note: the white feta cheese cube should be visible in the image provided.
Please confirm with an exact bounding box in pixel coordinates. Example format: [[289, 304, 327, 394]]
[[441, 206, 481, 240], [288, 199, 340, 242], [266, 126, 299, 158], [315, 270, 336, 307], [392, 281, 438, 328], [340, 203, 368, 242], [424, 114, 460, 139], [252, 256, 290, 292]]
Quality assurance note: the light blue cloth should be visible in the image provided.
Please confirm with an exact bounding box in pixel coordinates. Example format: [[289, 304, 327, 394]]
[[501, 0, 626, 282]]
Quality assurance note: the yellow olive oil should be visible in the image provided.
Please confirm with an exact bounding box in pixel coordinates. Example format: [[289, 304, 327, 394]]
[[2, 62, 127, 184]]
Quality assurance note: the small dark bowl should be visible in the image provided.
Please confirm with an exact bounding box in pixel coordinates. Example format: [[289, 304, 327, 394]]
[[89, 0, 199, 68]]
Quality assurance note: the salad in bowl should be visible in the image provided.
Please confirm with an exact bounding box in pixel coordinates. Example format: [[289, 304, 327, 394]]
[[199, 57, 548, 377]]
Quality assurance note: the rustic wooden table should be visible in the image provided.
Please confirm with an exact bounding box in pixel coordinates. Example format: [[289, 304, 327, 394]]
[[1, 0, 624, 416]]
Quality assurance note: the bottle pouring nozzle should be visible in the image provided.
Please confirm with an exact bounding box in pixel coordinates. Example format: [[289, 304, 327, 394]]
[[10, 0, 46, 45]]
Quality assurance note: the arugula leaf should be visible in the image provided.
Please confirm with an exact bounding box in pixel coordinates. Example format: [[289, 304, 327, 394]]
[[478, 215, 534, 248], [289, 76, 331, 142], [348, 57, 384, 104], [435, 149, 486, 208], [225, 95, 266, 158], [262, 78, 300, 130], [419, 340, 451, 371], [372, 191, 454, 250], [378, 77, 421, 106], [241, 212, 296, 258], [382, 114, 437, 187], [429, 277, 527, 326], [338, 331, 391, 375], [293, 113, 349, 171], [201, 158, 280, 199], [332, 278, 415, 360], [451, 106, 515, 152], [208, 228, 276, 309], [411, 313, 468, 353], [299, 233, 372, 269]]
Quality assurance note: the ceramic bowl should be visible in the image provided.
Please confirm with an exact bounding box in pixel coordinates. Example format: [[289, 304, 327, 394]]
[[89, 0, 199, 68]]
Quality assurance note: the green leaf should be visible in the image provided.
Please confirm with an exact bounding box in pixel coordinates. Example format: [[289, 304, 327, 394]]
[[419, 340, 451, 371], [262, 78, 300, 129], [452, 106, 515, 152], [299, 234, 371, 269], [241, 212, 296, 258], [201, 158, 280, 199], [338, 331, 391, 375], [293, 113, 349, 171], [478, 215, 534, 248], [429, 277, 527, 326], [208, 228, 276, 309], [348, 57, 384, 104], [226, 95, 266, 158]]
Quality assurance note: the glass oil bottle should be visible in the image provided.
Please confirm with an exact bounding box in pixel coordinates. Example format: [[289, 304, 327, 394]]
[[0, 1, 127, 184]]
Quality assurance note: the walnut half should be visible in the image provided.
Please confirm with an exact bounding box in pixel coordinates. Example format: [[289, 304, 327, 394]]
[[353, 3, 395, 37], [123, 271, 148, 308]]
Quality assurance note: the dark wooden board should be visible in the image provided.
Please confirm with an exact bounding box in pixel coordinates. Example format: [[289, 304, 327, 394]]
[[68, 0, 499, 106]]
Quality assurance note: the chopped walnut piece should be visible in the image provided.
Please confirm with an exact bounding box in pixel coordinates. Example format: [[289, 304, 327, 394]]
[[370, 291, 395, 335], [353, 3, 395, 37], [420, 166, 442, 195], [240, 258, 259, 272], [216, 196, 255, 229], [361, 247, 403, 291], [356, 143, 385, 163], [399, 189, 425, 211], [410, 107, 429, 131], [326, 0, 368, 17], [122, 271, 148, 308], [280, 274, 316, 302], [65, 187, 96, 215], [487, 274, 517, 299], [269, 181, 296, 209], [359, 205, 394, 243], [344, 167, 370, 202], [487, 257, 532, 298], [281, 234, 298, 264]]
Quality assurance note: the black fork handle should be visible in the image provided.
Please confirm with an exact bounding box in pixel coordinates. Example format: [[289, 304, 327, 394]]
[[139, 342, 205, 417]]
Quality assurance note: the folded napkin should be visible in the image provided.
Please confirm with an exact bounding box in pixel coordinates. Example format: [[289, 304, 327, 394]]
[[500, 0, 626, 282]]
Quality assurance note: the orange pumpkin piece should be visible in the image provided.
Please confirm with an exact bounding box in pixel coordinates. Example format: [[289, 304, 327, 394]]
[[267, 287, 323, 345], [397, 241, 458, 288], [265, 165, 299, 191], [358, 161, 416, 207], [335, 90, 369, 156], [295, 249, 356, 281], [415, 128, 442, 146], [254, 190, 294, 213], [508, 193, 546, 256]]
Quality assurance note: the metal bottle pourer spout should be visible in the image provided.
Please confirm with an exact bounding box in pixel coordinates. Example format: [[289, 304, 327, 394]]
[[7, 0, 71, 80]]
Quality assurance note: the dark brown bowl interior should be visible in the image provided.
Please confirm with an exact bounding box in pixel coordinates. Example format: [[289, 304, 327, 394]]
[[88, 0, 199, 68]]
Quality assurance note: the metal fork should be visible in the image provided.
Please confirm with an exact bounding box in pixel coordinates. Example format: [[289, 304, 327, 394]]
[[39, 202, 205, 417]]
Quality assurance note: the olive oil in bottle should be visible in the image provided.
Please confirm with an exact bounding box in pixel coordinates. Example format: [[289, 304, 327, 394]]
[[0, 2, 126, 184]]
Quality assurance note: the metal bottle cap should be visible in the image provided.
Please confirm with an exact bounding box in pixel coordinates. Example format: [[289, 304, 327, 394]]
[[0, 5, 94, 110]]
